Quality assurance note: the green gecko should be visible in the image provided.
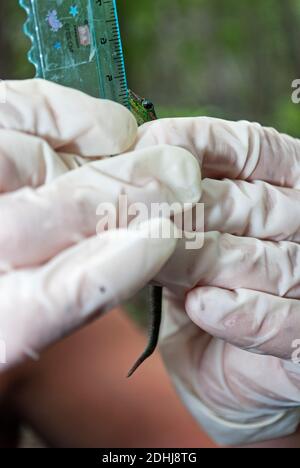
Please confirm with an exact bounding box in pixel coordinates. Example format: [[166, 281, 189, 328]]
[[126, 90, 162, 378], [128, 89, 158, 125]]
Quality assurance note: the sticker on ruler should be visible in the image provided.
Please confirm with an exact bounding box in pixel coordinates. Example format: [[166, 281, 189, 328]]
[[78, 24, 91, 45], [20, 0, 129, 107], [46, 10, 63, 32]]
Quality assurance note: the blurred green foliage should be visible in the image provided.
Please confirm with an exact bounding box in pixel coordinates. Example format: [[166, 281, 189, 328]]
[[1, 0, 300, 134], [118, 0, 300, 134]]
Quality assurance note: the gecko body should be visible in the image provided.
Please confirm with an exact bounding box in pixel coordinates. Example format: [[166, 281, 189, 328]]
[[127, 91, 162, 378]]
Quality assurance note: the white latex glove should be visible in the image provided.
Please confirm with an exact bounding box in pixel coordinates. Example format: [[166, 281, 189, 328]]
[[134, 117, 300, 445], [0, 80, 201, 367]]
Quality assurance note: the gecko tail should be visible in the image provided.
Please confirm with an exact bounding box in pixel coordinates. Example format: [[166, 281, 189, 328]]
[[127, 286, 163, 378], [127, 350, 153, 378]]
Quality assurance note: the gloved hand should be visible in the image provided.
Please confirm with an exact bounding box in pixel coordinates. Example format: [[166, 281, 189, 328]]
[[134, 117, 300, 445], [0, 79, 201, 368]]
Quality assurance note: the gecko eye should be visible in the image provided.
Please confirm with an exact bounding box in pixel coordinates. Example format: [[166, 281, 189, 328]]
[[142, 100, 154, 111]]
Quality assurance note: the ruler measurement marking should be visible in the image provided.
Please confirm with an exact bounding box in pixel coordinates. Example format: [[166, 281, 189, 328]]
[[94, 0, 129, 108]]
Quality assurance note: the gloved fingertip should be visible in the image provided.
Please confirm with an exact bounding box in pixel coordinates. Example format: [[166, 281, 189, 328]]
[[103, 100, 138, 154], [185, 287, 237, 331], [136, 217, 179, 253]]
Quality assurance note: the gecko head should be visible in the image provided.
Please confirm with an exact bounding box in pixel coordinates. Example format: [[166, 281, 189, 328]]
[[142, 99, 155, 111]]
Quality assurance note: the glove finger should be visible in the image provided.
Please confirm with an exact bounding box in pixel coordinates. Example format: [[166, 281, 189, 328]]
[[134, 117, 300, 188], [0, 79, 137, 157], [161, 292, 300, 446], [160, 289, 208, 353], [203, 178, 300, 242], [0, 130, 85, 193], [0, 218, 177, 368], [156, 232, 300, 299], [0, 145, 201, 270], [186, 286, 300, 360]]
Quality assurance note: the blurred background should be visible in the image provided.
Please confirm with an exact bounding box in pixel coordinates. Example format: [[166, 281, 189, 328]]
[[1, 0, 300, 135]]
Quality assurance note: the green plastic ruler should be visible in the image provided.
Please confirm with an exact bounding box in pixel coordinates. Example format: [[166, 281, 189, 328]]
[[20, 0, 129, 108]]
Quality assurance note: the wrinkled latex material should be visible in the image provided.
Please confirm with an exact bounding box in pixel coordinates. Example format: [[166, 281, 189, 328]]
[[0, 80, 201, 367], [134, 117, 300, 445], [3, 80, 300, 445]]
